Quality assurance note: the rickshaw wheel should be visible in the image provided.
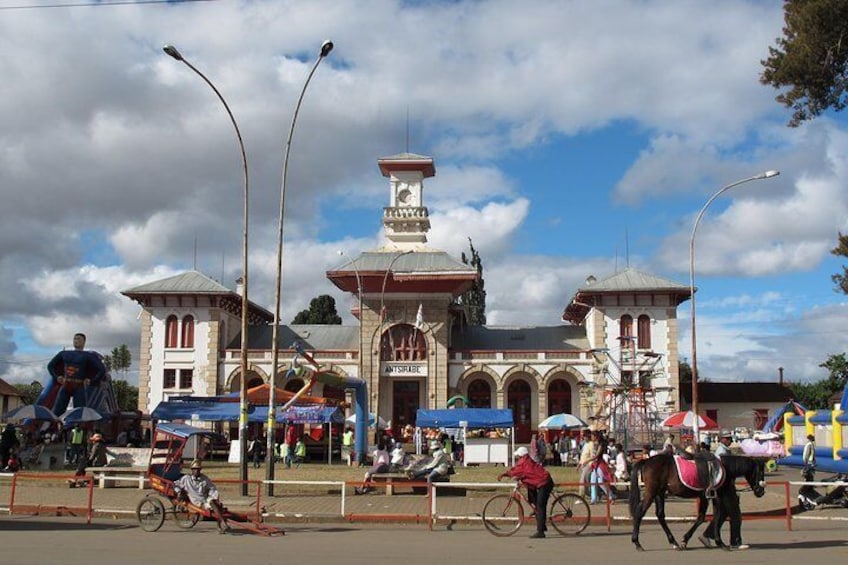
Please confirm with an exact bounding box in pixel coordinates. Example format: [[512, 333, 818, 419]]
[[172, 502, 200, 529], [136, 496, 166, 532]]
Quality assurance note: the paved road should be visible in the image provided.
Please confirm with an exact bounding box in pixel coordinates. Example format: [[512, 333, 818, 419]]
[[1, 515, 845, 565]]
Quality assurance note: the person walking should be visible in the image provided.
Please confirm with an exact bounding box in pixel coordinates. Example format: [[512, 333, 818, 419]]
[[342, 426, 354, 467]]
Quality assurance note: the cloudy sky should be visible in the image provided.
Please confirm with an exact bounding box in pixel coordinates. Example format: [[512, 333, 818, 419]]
[[2, 0, 847, 388]]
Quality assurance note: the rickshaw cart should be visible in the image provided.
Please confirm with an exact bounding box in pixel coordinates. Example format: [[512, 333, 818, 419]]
[[136, 422, 283, 536]]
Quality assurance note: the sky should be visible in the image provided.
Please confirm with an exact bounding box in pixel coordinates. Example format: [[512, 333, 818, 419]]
[[1, 0, 847, 389]]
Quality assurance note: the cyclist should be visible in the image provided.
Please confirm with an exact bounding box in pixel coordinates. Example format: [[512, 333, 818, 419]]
[[498, 446, 554, 539]]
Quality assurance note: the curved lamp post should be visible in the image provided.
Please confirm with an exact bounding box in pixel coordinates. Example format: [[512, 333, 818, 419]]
[[338, 249, 364, 406], [373, 249, 413, 442], [163, 44, 252, 494], [268, 40, 334, 493], [689, 170, 779, 445]]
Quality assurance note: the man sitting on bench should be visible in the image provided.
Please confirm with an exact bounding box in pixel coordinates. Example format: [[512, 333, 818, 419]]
[[356, 442, 390, 495], [174, 459, 230, 534], [408, 440, 451, 483]]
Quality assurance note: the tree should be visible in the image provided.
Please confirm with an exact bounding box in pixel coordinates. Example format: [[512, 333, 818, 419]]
[[111, 379, 139, 412], [830, 232, 848, 293], [104, 344, 132, 378], [292, 295, 342, 324], [13, 381, 43, 405], [459, 238, 487, 325], [760, 0, 848, 126]]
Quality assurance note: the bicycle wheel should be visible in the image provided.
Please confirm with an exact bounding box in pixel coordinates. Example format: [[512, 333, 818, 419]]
[[549, 493, 590, 536], [172, 501, 200, 529], [136, 497, 166, 532], [482, 494, 524, 537]]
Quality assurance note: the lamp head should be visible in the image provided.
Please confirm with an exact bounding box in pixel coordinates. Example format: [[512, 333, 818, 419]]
[[163, 45, 184, 62], [762, 170, 780, 178], [320, 40, 334, 57]]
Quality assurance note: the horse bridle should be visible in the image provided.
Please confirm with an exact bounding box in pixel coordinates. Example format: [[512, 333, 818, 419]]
[[739, 460, 766, 494]]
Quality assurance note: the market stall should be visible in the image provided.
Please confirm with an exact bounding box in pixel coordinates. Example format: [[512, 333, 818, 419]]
[[415, 408, 514, 466]]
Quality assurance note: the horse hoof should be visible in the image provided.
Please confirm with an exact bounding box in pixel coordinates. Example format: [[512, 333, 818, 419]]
[[634, 543, 645, 552], [672, 543, 682, 551]]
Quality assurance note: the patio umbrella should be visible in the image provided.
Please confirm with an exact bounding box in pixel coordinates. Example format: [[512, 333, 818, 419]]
[[660, 410, 718, 430], [345, 412, 388, 429], [60, 407, 105, 425], [538, 413, 589, 430], [2, 404, 59, 422]]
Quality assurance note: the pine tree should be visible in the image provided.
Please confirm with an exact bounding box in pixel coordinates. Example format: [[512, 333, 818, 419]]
[[292, 295, 343, 324]]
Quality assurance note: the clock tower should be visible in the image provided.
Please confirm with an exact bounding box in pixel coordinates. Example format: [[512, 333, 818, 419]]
[[378, 152, 434, 249]]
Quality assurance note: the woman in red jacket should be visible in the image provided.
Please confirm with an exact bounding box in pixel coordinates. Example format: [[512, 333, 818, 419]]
[[498, 446, 554, 539]]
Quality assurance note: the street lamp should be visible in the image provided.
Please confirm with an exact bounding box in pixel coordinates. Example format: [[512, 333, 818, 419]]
[[373, 250, 413, 441], [268, 40, 334, 493], [689, 170, 779, 445], [163, 44, 252, 495], [338, 250, 363, 409]]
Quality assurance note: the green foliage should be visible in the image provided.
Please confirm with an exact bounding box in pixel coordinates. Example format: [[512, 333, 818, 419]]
[[104, 344, 132, 377], [830, 232, 848, 293], [292, 295, 342, 324], [459, 238, 487, 325], [13, 381, 43, 405], [788, 353, 848, 409], [760, 0, 848, 126], [111, 379, 139, 412]]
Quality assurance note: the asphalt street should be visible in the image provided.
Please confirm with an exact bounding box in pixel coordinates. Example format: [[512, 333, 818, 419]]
[[0, 515, 845, 565]]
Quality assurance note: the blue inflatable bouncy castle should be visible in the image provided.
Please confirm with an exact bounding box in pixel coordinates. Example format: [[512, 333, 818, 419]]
[[781, 386, 848, 473]]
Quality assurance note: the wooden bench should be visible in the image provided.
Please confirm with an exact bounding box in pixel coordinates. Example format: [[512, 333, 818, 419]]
[[370, 472, 414, 496], [87, 466, 148, 489], [369, 473, 465, 496]]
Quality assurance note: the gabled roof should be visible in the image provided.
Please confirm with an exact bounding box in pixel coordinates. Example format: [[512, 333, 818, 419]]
[[578, 268, 689, 293], [123, 271, 231, 294], [230, 324, 361, 351], [680, 382, 794, 404], [562, 268, 691, 324], [0, 377, 21, 397], [122, 271, 274, 323], [451, 325, 589, 351], [327, 250, 478, 297]]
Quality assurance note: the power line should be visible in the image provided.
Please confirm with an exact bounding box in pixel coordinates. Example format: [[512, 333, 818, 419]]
[[0, 0, 215, 10]]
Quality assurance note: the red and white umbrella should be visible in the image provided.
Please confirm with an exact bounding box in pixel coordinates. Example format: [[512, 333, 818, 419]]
[[660, 410, 718, 430]]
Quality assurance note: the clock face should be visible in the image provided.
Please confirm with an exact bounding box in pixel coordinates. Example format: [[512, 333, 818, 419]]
[[398, 188, 412, 205]]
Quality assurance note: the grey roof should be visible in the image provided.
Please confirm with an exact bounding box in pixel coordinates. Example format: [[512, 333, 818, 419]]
[[233, 325, 360, 351], [578, 268, 689, 293], [451, 325, 589, 351], [379, 152, 432, 161], [334, 251, 476, 275], [123, 271, 232, 294]]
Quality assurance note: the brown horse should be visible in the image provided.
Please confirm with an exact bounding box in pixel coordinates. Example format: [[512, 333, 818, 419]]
[[628, 453, 765, 551]]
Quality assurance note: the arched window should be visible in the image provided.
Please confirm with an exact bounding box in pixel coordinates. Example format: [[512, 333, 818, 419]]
[[380, 324, 427, 361], [467, 378, 492, 408], [164, 315, 178, 349], [181, 315, 195, 348], [637, 315, 651, 349], [619, 314, 633, 341], [547, 379, 572, 415]]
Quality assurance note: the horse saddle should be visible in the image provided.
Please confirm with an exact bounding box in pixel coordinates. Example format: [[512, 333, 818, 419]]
[[673, 455, 725, 492]]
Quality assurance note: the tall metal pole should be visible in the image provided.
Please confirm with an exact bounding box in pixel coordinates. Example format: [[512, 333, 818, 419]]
[[339, 251, 363, 423], [163, 44, 251, 494], [268, 40, 334, 494], [689, 170, 779, 446], [374, 250, 413, 442]]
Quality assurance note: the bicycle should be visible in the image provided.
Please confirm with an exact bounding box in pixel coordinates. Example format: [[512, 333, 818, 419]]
[[481, 480, 590, 537]]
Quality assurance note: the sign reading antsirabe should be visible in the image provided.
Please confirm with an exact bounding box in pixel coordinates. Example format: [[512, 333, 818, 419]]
[[381, 362, 428, 377]]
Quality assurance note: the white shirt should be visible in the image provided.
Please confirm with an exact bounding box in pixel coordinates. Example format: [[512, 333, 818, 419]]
[[390, 446, 405, 466], [175, 472, 219, 506], [714, 442, 731, 458]]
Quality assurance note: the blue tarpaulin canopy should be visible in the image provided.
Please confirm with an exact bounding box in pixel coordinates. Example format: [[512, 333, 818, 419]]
[[152, 400, 344, 424], [416, 408, 514, 429]]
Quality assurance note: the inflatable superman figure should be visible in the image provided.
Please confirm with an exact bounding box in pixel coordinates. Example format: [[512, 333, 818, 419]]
[[42, 333, 106, 416]]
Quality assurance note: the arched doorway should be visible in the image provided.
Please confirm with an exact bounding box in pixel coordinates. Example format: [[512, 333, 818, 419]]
[[547, 379, 572, 415], [507, 379, 532, 443], [467, 378, 492, 408], [380, 324, 427, 436]]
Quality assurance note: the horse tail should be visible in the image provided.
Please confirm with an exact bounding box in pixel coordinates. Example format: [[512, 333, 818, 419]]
[[628, 459, 644, 518]]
